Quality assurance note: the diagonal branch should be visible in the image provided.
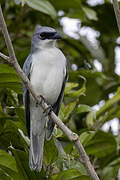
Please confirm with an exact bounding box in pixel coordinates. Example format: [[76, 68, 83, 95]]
[[0, 5, 100, 180], [112, 0, 120, 33]]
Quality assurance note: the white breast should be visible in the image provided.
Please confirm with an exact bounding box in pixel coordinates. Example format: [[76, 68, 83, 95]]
[[30, 47, 66, 105]]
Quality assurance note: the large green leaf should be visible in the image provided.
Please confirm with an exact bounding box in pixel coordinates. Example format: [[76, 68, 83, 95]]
[[0, 64, 22, 94], [12, 149, 29, 180], [69, 70, 105, 106], [50, 0, 82, 11], [0, 150, 21, 179], [52, 169, 81, 179], [0, 120, 26, 150], [85, 130, 117, 158], [50, 169, 91, 180], [12, 149, 44, 180], [25, 0, 56, 19], [0, 150, 18, 172]]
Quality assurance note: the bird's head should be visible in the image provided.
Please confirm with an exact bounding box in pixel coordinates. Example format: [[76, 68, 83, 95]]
[[31, 25, 61, 52]]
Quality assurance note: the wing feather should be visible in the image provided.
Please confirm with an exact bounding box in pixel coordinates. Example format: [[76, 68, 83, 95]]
[[22, 55, 32, 137], [46, 62, 68, 140]]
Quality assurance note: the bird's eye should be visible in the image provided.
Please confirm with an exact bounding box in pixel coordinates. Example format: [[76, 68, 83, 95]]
[[40, 32, 46, 37], [39, 32, 46, 40]]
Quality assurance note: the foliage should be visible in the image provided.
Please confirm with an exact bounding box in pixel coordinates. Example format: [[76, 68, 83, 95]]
[[0, 0, 120, 179]]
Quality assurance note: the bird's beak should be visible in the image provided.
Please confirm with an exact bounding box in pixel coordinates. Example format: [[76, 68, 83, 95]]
[[53, 32, 62, 39]]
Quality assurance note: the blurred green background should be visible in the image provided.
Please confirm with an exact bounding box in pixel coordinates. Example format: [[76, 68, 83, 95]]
[[0, 0, 120, 179]]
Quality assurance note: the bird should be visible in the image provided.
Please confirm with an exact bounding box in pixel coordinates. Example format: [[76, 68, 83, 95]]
[[22, 25, 68, 172]]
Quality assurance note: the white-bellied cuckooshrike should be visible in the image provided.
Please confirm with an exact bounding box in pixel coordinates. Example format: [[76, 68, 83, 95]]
[[22, 25, 68, 172]]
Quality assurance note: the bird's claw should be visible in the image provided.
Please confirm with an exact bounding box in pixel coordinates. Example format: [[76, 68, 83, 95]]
[[43, 105, 53, 116], [39, 95, 46, 104], [36, 96, 52, 116], [36, 95, 45, 107]]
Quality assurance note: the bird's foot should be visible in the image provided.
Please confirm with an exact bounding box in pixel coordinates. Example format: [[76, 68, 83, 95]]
[[36, 95, 45, 107], [43, 105, 53, 116]]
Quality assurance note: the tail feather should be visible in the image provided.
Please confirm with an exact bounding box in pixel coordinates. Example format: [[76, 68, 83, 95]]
[[30, 132, 45, 171], [46, 118, 55, 141], [29, 106, 46, 172]]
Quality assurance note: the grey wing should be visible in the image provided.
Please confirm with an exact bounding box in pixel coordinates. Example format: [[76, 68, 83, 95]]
[[53, 65, 68, 115], [22, 54, 32, 137], [46, 63, 68, 140]]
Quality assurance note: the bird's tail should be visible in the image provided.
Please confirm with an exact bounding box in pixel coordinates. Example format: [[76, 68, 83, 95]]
[[46, 118, 55, 140], [29, 107, 46, 172]]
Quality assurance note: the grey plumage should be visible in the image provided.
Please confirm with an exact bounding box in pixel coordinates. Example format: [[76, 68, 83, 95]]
[[22, 25, 67, 171]]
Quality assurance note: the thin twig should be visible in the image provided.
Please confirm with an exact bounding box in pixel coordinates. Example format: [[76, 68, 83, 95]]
[[0, 5, 100, 180], [112, 0, 120, 33], [0, 52, 10, 61]]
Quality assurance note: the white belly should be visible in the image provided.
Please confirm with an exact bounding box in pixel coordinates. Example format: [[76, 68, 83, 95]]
[[30, 48, 66, 105]]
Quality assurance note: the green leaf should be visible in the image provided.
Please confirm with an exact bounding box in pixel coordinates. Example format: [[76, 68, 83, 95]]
[[51, 168, 91, 179], [62, 101, 77, 121], [77, 104, 92, 114], [25, 0, 57, 19], [86, 111, 96, 127], [18, 129, 30, 146], [72, 176, 91, 180], [82, 6, 98, 20], [0, 170, 11, 180], [0, 150, 18, 172], [54, 127, 63, 138], [65, 76, 86, 98], [100, 156, 120, 180], [0, 109, 12, 122], [79, 131, 95, 146], [67, 9, 85, 20], [0, 64, 22, 94], [0, 120, 26, 150], [64, 142, 73, 154], [85, 130, 117, 158], [68, 160, 87, 175], [101, 166, 118, 180], [0, 150, 21, 179], [50, 0, 82, 11], [65, 82, 80, 93], [12, 149, 44, 180], [0, 166, 21, 180], [54, 169, 82, 179], [54, 139, 66, 156], [15, 107, 25, 123], [50, 174, 91, 180], [44, 138, 58, 165]]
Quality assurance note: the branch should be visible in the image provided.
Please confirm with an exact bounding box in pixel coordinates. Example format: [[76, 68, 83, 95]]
[[112, 0, 120, 33], [0, 5, 100, 180], [0, 52, 10, 61], [118, 168, 120, 180]]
